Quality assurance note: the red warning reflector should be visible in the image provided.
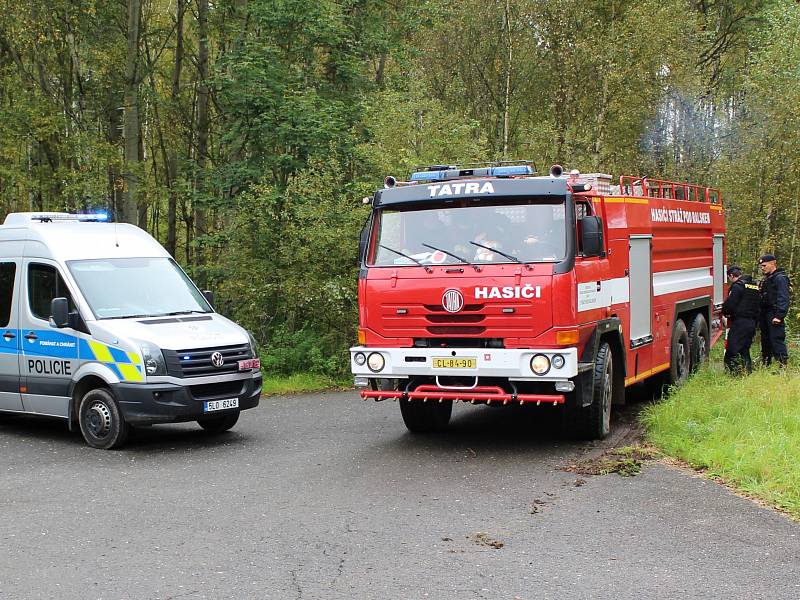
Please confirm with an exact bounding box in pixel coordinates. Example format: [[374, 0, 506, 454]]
[[238, 358, 260, 371]]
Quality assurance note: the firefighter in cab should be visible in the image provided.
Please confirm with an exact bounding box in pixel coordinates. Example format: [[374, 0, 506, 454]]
[[758, 253, 790, 366], [722, 265, 760, 373]]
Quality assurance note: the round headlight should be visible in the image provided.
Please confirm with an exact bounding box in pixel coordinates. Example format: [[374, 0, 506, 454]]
[[367, 352, 385, 372], [552, 354, 565, 369], [530, 354, 551, 375], [354, 352, 366, 366]]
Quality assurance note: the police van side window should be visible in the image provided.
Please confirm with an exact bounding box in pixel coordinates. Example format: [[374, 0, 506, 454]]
[[28, 264, 75, 321], [0, 263, 15, 328]]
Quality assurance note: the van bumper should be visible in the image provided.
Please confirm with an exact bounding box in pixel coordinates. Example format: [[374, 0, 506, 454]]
[[111, 375, 262, 425]]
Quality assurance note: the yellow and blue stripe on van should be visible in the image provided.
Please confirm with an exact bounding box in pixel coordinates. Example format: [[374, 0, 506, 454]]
[[79, 339, 144, 382], [7, 330, 145, 382]]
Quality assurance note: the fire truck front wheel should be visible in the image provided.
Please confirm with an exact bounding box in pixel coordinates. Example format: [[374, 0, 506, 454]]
[[668, 319, 691, 386], [399, 398, 453, 433], [569, 341, 613, 440]]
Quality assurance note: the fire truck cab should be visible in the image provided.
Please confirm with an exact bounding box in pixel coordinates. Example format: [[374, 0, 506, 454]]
[[350, 164, 726, 439]]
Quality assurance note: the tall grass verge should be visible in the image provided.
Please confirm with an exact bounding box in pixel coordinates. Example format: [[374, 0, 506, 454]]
[[261, 373, 351, 395], [642, 363, 800, 518]]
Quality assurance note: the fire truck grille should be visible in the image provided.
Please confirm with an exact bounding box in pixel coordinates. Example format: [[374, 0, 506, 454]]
[[426, 326, 486, 335], [380, 299, 541, 338], [423, 304, 483, 312], [164, 344, 251, 377], [425, 314, 484, 324]]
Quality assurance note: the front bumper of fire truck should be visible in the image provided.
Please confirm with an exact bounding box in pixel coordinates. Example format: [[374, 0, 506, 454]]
[[349, 346, 579, 382]]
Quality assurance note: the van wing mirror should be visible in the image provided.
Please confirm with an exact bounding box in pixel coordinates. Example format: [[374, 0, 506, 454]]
[[50, 297, 70, 328], [203, 290, 215, 307], [580, 216, 605, 257]]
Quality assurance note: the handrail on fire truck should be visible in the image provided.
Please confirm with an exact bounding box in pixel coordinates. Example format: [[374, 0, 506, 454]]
[[618, 175, 722, 205]]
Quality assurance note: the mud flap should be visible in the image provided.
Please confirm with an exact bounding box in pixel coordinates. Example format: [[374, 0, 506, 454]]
[[575, 364, 595, 408]]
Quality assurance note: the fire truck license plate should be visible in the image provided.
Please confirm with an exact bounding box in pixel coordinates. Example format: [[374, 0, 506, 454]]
[[204, 398, 239, 413], [433, 357, 477, 369]]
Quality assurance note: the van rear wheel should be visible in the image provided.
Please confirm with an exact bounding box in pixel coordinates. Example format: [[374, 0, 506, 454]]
[[78, 388, 129, 450], [198, 411, 240, 433]]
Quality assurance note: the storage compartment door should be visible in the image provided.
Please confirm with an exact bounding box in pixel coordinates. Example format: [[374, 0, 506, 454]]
[[629, 237, 652, 344], [713, 235, 724, 306]]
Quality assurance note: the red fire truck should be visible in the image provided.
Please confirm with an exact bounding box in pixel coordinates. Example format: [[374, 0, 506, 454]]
[[351, 163, 726, 439]]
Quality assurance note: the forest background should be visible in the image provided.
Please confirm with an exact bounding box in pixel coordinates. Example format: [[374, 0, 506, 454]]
[[0, 0, 797, 377]]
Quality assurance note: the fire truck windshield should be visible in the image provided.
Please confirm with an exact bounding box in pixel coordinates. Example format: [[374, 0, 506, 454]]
[[370, 198, 566, 266]]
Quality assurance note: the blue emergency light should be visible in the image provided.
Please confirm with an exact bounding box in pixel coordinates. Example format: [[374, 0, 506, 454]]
[[77, 212, 109, 222], [410, 170, 448, 182], [489, 165, 533, 177], [409, 163, 533, 182]]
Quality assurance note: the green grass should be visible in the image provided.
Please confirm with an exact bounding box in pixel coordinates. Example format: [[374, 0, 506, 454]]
[[260, 373, 351, 395], [643, 362, 800, 518]]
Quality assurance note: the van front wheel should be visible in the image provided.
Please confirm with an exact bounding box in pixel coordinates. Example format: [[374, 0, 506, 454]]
[[78, 388, 130, 450], [198, 411, 240, 433]]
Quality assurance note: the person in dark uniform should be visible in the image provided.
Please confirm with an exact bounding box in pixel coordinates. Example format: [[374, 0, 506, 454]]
[[722, 265, 760, 373], [758, 253, 790, 366]]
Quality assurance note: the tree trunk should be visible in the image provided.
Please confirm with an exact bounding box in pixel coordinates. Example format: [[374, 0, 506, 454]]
[[121, 0, 142, 224], [166, 0, 185, 257], [194, 0, 210, 285], [502, 0, 511, 159]]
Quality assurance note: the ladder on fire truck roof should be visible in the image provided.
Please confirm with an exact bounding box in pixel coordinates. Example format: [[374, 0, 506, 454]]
[[618, 176, 722, 204]]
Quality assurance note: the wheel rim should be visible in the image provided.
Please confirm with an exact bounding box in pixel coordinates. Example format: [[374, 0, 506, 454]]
[[677, 340, 689, 380], [602, 356, 613, 433], [86, 401, 112, 439], [698, 335, 707, 361]]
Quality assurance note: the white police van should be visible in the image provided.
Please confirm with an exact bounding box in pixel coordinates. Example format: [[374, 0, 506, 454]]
[[0, 212, 262, 448]]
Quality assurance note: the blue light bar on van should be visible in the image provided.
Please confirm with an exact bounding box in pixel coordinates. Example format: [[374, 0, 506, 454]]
[[489, 165, 533, 177], [76, 212, 109, 222]]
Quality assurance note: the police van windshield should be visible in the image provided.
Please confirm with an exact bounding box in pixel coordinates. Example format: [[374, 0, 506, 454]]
[[67, 258, 212, 319], [370, 198, 566, 267]]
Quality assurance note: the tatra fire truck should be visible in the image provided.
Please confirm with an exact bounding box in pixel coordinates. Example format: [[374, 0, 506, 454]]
[[350, 163, 726, 439]]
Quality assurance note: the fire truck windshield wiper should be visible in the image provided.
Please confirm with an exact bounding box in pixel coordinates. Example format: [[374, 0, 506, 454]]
[[469, 240, 522, 264], [421, 243, 480, 271], [379, 245, 433, 272]]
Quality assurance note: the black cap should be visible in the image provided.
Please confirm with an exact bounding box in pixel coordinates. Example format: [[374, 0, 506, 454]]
[[758, 253, 777, 264], [727, 265, 742, 277]]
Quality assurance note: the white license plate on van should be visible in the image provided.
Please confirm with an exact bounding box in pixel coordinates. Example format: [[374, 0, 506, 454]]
[[204, 398, 239, 413]]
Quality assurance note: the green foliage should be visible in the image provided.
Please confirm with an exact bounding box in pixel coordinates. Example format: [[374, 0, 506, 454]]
[[0, 0, 797, 377], [644, 363, 800, 517]]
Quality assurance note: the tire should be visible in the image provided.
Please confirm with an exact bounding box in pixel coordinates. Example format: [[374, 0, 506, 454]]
[[688, 313, 710, 372], [399, 398, 452, 433], [198, 411, 240, 433], [668, 319, 690, 387], [570, 341, 613, 440], [78, 388, 129, 450]]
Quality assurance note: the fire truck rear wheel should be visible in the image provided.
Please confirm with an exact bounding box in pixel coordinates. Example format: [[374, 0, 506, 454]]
[[688, 313, 710, 372], [399, 398, 453, 433], [668, 319, 691, 386]]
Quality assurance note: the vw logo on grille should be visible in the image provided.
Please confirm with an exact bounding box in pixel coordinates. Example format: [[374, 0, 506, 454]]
[[211, 351, 225, 368], [442, 288, 464, 313]]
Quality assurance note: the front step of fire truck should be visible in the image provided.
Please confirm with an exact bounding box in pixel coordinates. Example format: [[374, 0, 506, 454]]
[[350, 345, 584, 431]]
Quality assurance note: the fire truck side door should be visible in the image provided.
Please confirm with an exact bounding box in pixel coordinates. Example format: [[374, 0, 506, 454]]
[[628, 236, 652, 344]]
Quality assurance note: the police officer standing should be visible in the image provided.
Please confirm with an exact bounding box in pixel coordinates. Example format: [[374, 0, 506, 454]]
[[722, 266, 760, 373], [758, 253, 790, 366]]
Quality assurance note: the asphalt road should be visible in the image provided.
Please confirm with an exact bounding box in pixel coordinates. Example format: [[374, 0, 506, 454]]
[[0, 391, 798, 600]]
